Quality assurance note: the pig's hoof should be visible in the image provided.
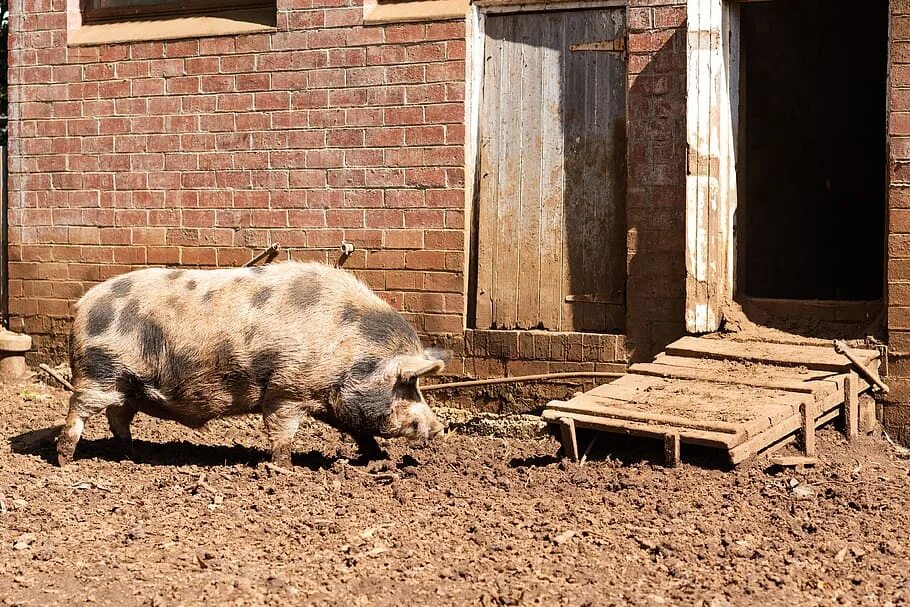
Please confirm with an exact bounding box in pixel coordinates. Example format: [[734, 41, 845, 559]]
[[56, 450, 72, 467], [364, 458, 394, 474], [56, 439, 75, 466]]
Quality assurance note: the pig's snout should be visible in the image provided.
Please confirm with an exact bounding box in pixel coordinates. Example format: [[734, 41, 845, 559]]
[[398, 402, 444, 441]]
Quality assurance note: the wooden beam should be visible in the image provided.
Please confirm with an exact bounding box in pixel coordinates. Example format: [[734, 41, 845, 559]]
[[557, 416, 579, 461], [844, 372, 859, 442], [664, 433, 681, 467], [801, 400, 816, 457]]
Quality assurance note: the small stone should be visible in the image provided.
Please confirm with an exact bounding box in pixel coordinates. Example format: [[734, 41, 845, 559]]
[[13, 533, 36, 550], [791, 482, 816, 499], [553, 530, 576, 545]]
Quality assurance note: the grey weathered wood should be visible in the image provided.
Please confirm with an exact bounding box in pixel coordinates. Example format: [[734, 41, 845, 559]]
[[664, 433, 681, 467], [844, 372, 859, 441], [629, 358, 840, 397], [685, 0, 740, 333], [546, 397, 746, 437], [542, 409, 735, 449], [558, 416, 580, 460], [474, 14, 501, 329], [475, 8, 626, 332], [729, 407, 840, 465], [769, 456, 819, 468], [801, 400, 816, 457], [665, 336, 879, 371]]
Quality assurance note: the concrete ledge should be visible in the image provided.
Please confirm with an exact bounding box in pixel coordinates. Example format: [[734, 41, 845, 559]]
[[362, 0, 468, 24], [68, 10, 276, 46]]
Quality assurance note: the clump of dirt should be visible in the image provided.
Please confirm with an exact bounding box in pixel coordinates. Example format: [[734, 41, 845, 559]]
[[3, 378, 910, 606]]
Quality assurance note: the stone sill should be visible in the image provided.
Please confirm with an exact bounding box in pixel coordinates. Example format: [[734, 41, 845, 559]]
[[68, 9, 276, 46], [362, 0, 468, 24]]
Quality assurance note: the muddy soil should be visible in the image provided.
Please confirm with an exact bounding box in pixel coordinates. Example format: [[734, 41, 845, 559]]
[[2, 378, 909, 606]]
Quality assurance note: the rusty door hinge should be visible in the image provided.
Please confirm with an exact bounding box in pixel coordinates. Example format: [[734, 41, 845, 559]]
[[569, 37, 626, 53]]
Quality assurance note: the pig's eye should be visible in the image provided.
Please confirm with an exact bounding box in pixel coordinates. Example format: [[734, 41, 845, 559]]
[[409, 420, 420, 431]]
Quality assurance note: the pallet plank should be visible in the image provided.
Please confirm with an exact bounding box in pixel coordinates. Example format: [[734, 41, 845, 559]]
[[546, 398, 745, 435], [665, 336, 879, 372], [632, 356, 840, 398], [541, 409, 736, 448], [728, 408, 841, 465]]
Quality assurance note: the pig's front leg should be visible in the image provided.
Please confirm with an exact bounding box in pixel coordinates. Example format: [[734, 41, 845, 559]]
[[352, 433, 388, 464], [262, 400, 304, 468]]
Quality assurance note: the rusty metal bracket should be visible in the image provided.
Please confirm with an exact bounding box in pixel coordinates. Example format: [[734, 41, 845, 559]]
[[569, 38, 625, 53], [833, 340, 890, 394]]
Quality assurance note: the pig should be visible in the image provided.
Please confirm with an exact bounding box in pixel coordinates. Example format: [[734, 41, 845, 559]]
[[56, 261, 448, 467]]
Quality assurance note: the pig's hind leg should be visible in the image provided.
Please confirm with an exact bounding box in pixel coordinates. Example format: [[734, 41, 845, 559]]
[[105, 402, 138, 455], [57, 383, 126, 466]]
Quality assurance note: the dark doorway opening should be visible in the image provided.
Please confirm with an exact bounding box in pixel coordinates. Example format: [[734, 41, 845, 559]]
[[737, 0, 888, 305]]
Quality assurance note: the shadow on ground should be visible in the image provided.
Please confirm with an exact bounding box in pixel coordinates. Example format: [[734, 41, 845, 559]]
[[8, 425, 339, 470], [510, 428, 735, 471]]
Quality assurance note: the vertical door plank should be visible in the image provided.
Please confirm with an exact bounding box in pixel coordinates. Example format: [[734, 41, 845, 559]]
[[561, 8, 626, 332], [561, 11, 585, 331], [537, 11, 565, 331], [516, 14, 544, 328], [474, 16, 502, 329], [493, 15, 523, 329]]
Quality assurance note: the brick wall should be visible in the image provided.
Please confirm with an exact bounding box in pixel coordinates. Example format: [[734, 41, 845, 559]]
[[888, 0, 910, 440], [6, 0, 687, 381], [7, 0, 468, 361]]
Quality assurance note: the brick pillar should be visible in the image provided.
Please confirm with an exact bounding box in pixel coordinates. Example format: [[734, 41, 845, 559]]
[[625, 1, 688, 361]]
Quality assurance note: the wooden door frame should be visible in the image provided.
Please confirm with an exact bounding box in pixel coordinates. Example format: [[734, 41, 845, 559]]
[[685, 0, 741, 333], [464, 0, 628, 330]]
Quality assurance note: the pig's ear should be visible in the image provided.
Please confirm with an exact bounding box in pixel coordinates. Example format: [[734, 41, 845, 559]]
[[395, 355, 445, 381], [423, 347, 452, 363]]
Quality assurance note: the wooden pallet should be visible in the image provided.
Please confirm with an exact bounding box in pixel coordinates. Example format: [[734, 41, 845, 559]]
[[542, 337, 881, 466]]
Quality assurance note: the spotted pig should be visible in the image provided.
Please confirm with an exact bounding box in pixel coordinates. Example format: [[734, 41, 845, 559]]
[[57, 261, 448, 467]]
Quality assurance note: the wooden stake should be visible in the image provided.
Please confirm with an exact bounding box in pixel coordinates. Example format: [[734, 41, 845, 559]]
[[844, 372, 859, 442], [801, 400, 816, 457], [39, 363, 74, 392], [664, 432, 680, 467], [558, 416, 579, 461]]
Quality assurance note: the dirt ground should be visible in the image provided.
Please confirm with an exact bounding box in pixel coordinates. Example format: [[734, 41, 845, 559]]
[[2, 378, 909, 607]]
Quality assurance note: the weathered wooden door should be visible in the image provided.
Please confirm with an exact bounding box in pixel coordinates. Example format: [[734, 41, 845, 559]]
[[474, 8, 627, 333]]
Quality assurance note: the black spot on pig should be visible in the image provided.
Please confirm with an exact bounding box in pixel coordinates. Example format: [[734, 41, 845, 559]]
[[86, 296, 115, 337], [185, 280, 197, 291], [350, 357, 379, 380], [202, 289, 217, 303], [110, 277, 133, 298], [339, 384, 394, 435], [249, 266, 265, 274], [117, 300, 142, 335], [77, 347, 120, 384], [251, 286, 272, 309], [215, 340, 247, 393], [160, 349, 194, 401], [250, 348, 280, 393], [359, 310, 418, 346], [340, 305, 360, 325], [139, 319, 167, 363], [168, 270, 183, 280], [288, 274, 322, 309]]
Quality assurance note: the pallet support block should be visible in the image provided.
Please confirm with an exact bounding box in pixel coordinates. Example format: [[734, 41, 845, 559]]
[[844, 372, 859, 441], [801, 400, 816, 457], [664, 432, 680, 467], [558, 416, 579, 461]]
